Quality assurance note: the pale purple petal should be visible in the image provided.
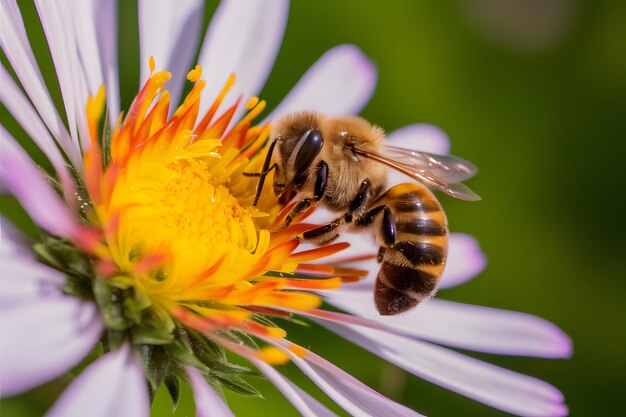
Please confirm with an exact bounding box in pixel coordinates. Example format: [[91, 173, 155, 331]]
[[186, 367, 234, 417], [197, 0, 289, 119], [320, 288, 571, 358], [0, 296, 102, 396], [318, 321, 568, 417], [267, 340, 424, 417], [252, 359, 339, 417], [412, 299, 572, 358], [71, 0, 120, 127], [0, 63, 76, 200], [0, 129, 78, 238], [0, 216, 33, 258], [267, 45, 377, 122], [386, 124, 451, 154], [138, 0, 204, 107], [69, 0, 103, 95], [440, 233, 487, 289], [35, 0, 91, 153], [46, 343, 149, 417], [0, 252, 66, 308], [0, 0, 80, 167], [94, 0, 120, 126]]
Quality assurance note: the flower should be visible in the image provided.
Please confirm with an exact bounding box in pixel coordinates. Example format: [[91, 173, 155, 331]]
[[0, 1, 571, 417]]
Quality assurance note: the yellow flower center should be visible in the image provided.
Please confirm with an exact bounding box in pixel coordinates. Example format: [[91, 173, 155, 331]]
[[167, 163, 247, 244], [134, 158, 256, 255], [81, 64, 358, 362]]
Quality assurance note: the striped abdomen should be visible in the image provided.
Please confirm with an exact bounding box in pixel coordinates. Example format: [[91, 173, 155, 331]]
[[373, 183, 448, 315]]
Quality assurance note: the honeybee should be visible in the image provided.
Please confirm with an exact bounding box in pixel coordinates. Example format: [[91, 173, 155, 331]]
[[250, 112, 479, 315]]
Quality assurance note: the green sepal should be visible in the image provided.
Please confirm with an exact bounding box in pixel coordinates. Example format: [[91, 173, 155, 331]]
[[131, 311, 175, 345], [203, 375, 226, 401], [34, 237, 93, 279], [288, 318, 310, 327], [250, 313, 279, 329], [221, 328, 259, 349], [213, 374, 263, 398], [184, 328, 226, 358], [164, 375, 181, 411], [164, 340, 212, 374], [103, 328, 126, 352], [101, 109, 112, 167], [123, 288, 152, 323], [136, 345, 171, 391], [185, 328, 259, 376], [147, 384, 156, 405], [93, 278, 130, 330]]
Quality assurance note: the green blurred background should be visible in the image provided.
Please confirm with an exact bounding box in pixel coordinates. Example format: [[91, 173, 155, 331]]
[[2, 0, 626, 416]]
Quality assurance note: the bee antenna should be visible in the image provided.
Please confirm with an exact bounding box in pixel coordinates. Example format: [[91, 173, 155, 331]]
[[252, 138, 279, 206]]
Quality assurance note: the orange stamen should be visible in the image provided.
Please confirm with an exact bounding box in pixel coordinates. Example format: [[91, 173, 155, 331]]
[[268, 223, 318, 250], [288, 242, 350, 264], [194, 73, 236, 134], [295, 263, 336, 276]]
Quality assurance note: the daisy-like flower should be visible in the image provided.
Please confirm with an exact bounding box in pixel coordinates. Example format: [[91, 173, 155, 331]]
[[0, 1, 571, 416]]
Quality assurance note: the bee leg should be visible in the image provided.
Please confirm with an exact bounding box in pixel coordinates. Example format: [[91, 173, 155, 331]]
[[377, 247, 386, 263], [273, 161, 329, 233], [301, 174, 373, 244], [301, 217, 343, 245], [355, 205, 396, 246], [273, 197, 314, 233], [313, 161, 328, 201], [344, 179, 372, 223]]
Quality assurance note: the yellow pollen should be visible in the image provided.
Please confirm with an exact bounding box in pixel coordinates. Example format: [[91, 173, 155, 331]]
[[288, 344, 308, 358], [149, 55, 156, 73], [187, 65, 202, 82], [144, 159, 255, 250], [245, 96, 260, 109], [257, 347, 290, 365]]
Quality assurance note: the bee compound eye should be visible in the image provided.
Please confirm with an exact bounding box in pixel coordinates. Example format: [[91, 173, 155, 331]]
[[294, 129, 323, 177]]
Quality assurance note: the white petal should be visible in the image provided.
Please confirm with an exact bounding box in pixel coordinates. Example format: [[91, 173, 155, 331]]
[[46, 343, 149, 417], [440, 233, 486, 289], [0, 0, 80, 167], [318, 320, 568, 417], [0, 63, 76, 199], [0, 129, 78, 238], [197, 0, 289, 118], [266, 45, 377, 122], [386, 124, 451, 154], [70, 0, 120, 127], [138, 0, 204, 106], [252, 359, 339, 417], [34, 0, 91, 153], [0, 296, 102, 396], [268, 341, 424, 417], [186, 367, 234, 417]]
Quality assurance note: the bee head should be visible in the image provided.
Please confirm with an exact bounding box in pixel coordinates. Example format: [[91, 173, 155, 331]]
[[272, 128, 324, 201]]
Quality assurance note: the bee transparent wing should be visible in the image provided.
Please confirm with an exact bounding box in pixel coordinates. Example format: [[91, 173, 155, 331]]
[[381, 145, 478, 182], [355, 145, 481, 201]]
